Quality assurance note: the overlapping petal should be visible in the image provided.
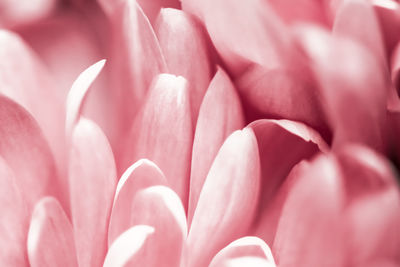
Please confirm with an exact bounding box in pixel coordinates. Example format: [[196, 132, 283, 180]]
[[188, 67, 244, 223]]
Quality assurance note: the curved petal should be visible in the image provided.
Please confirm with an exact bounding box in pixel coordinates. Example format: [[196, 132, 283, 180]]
[[106, 0, 167, 155], [0, 0, 57, 28], [188, 67, 244, 223], [372, 0, 400, 55], [27, 197, 78, 267], [69, 117, 116, 267], [248, 119, 326, 244], [186, 128, 261, 267], [123, 74, 193, 207], [236, 64, 327, 136], [103, 225, 155, 267], [183, 0, 292, 74], [108, 159, 167, 246], [266, 0, 328, 25], [155, 8, 213, 121], [297, 25, 387, 151], [333, 0, 386, 62], [209, 237, 275, 267], [0, 95, 58, 209], [0, 30, 64, 190], [0, 157, 29, 266], [121, 185, 187, 267], [138, 0, 181, 25], [218, 257, 275, 267], [273, 154, 346, 267], [65, 59, 106, 136]]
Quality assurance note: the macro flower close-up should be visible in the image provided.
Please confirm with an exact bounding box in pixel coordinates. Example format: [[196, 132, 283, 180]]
[[1, 0, 400, 266]]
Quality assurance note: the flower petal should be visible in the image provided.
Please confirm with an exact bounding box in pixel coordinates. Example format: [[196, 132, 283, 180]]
[[188, 67, 244, 224], [248, 119, 326, 244], [183, 0, 292, 74], [69, 117, 116, 267], [108, 159, 167, 246], [273, 154, 346, 267], [123, 74, 193, 206], [0, 0, 56, 28], [155, 8, 213, 121], [27, 197, 78, 267], [0, 95, 58, 210], [106, 0, 167, 154], [333, 0, 386, 62], [219, 257, 275, 267], [0, 30, 64, 184], [209, 237, 275, 267], [103, 225, 155, 267], [65, 59, 106, 136], [236, 64, 327, 136], [121, 185, 187, 267], [297, 26, 387, 151], [0, 157, 28, 266], [186, 128, 261, 267]]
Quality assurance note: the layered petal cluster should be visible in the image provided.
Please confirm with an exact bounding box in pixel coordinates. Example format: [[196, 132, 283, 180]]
[[1, 0, 400, 267]]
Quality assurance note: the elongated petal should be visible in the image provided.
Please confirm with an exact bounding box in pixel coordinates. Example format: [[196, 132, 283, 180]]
[[108, 159, 167, 246], [66, 59, 106, 136], [188, 67, 244, 223], [121, 185, 187, 267], [155, 8, 212, 121], [248, 119, 326, 244], [273, 155, 346, 267], [123, 74, 192, 206], [187, 128, 261, 267], [0, 30, 64, 181], [69, 118, 116, 267], [138, 0, 181, 25], [209, 237, 275, 267], [103, 225, 155, 267], [0, 157, 28, 266], [107, 0, 167, 154], [0, 95, 57, 209], [27, 197, 78, 267], [297, 26, 387, 151], [391, 41, 400, 94]]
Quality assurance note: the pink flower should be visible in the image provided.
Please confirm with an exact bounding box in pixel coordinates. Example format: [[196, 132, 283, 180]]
[[0, 0, 400, 266]]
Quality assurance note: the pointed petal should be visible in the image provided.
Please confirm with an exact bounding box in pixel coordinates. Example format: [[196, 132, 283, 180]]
[[138, 0, 181, 25], [0, 157, 29, 266], [0, 95, 58, 209], [123, 74, 193, 206], [248, 119, 326, 244], [155, 8, 212, 121], [209, 237, 275, 267], [297, 26, 387, 151], [273, 154, 346, 267], [108, 159, 167, 246], [120, 185, 187, 267], [66, 59, 106, 136], [103, 225, 155, 267], [106, 0, 167, 152], [27, 197, 78, 267], [188, 67, 244, 223], [187, 128, 261, 267], [69, 118, 116, 267]]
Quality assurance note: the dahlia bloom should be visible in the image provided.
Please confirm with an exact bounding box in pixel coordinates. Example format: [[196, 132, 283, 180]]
[[1, 0, 400, 267]]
